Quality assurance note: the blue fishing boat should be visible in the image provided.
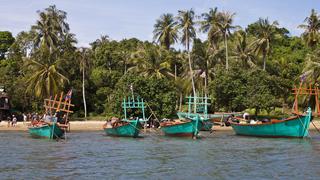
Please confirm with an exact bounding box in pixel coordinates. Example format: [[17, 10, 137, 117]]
[[176, 96, 213, 131], [230, 108, 312, 138], [161, 96, 207, 138], [28, 122, 65, 139], [28, 91, 73, 140], [103, 96, 146, 137]]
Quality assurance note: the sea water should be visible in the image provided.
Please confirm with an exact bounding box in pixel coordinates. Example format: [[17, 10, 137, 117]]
[[0, 130, 319, 180]]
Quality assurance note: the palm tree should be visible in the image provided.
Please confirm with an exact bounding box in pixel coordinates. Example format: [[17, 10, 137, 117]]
[[232, 31, 256, 68], [32, 5, 69, 51], [25, 58, 69, 98], [90, 35, 110, 50], [301, 50, 320, 83], [251, 18, 279, 71], [298, 9, 320, 49], [153, 13, 178, 50], [78, 48, 91, 121], [216, 11, 236, 70], [32, 11, 59, 50], [176, 9, 197, 111], [128, 44, 173, 78], [199, 7, 221, 50]]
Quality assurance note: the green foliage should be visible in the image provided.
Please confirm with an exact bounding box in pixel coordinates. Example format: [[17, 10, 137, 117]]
[[2, 5, 320, 118], [108, 73, 177, 118], [0, 31, 15, 60]]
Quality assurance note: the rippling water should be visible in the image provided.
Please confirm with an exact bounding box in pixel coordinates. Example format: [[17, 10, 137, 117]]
[[0, 130, 320, 180]]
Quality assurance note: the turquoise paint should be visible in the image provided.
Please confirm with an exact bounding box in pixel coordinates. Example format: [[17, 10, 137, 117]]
[[230, 108, 312, 138], [161, 116, 203, 137], [28, 123, 64, 139], [104, 120, 142, 137]]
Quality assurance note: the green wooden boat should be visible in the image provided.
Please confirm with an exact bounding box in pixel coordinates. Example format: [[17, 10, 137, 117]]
[[104, 119, 142, 137], [230, 108, 312, 138], [160, 116, 203, 137], [28, 91, 73, 140], [176, 96, 212, 131], [103, 96, 146, 137], [28, 123, 64, 139]]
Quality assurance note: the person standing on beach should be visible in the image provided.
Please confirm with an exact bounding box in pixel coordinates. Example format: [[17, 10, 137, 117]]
[[12, 115, 17, 127], [23, 113, 27, 125], [7, 115, 11, 127]]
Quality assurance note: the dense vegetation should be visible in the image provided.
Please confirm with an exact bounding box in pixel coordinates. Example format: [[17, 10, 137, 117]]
[[1, 5, 320, 119]]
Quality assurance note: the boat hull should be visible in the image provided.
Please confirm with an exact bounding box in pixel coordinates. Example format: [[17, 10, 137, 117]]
[[28, 124, 64, 139], [177, 112, 212, 131], [104, 121, 142, 137], [230, 115, 311, 138], [161, 120, 203, 137]]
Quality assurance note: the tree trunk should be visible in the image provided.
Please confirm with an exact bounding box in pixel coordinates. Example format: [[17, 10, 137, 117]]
[[263, 52, 267, 71], [82, 65, 87, 121], [179, 93, 183, 111], [186, 33, 196, 113], [224, 32, 229, 70], [174, 64, 177, 80]]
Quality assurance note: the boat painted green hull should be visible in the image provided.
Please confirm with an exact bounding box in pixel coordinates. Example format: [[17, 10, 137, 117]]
[[28, 124, 64, 139], [177, 112, 212, 131], [230, 115, 311, 138], [104, 121, 142, 137], [161, 120, 203, 137]]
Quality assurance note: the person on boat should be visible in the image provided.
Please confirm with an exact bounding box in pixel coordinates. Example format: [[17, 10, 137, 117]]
[[110, 117, 119, 127], [243, 112, 249, 120]]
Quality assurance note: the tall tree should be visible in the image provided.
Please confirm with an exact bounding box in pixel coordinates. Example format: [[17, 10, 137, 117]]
[[78, 48, 91, 120], [199, 7, 221, 49], [301, 50, 320, 83], [25, 5, 72, 98], [216, 11, 236, 70], [128, 44, 173, 78], [176, 9, 197, 110], [232, 31, 256, 68], [25, 58, 69, 98], [153, 14, 178, 50], [32, 5, 69, 52], [249, 18, 279, 71], [298, 9, 320, 49]]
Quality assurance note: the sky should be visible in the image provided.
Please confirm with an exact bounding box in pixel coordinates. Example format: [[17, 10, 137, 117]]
[[0, 0, 319, 47]]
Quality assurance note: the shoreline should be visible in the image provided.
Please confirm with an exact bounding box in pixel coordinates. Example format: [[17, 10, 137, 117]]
[[0, 120, 319, 132]]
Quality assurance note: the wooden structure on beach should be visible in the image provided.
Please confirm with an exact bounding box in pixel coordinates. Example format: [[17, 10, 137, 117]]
[[292, 83, 320, 116]]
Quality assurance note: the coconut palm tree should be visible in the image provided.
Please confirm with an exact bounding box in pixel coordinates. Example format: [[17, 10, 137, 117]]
[[298, 9, 320, 49], [153, 13, 178, 50], [32, 5, 69, 51], [78, 48, 91, 121], [301, 50, 320, 83], [232, 31, 256, 68], [216, 11, 236, 70], [128, 44, 173, 78], [176, 9, 197, 110], [25, 58, 69, 98], [251, 18, 279, 71], [199, 7, 221, 50], [90, 35, 110, 50]]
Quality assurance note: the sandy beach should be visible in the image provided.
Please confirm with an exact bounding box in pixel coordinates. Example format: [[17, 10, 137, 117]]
[[1, 120, 320, 132]]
